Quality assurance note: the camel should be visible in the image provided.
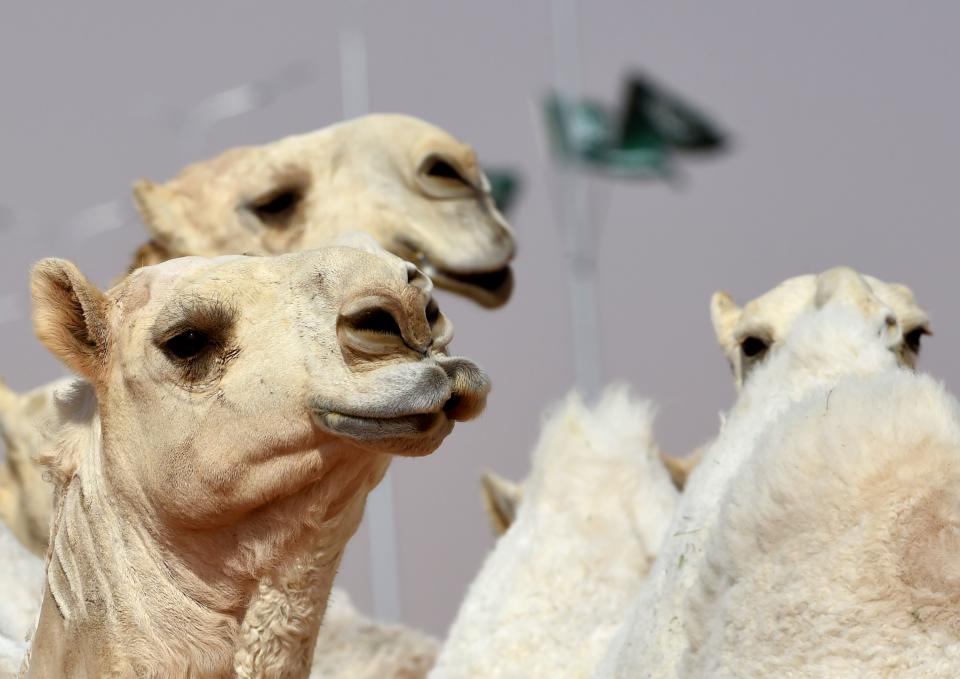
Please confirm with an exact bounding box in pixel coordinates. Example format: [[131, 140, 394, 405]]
[[593, 267, 942, 677], [130, 113, 516, 309], [1, 113, 516, 677], [435, 268, 931, 678], [430, 387, 678, 679], [478, 271, 931, 535], [1, 114, 514, 549], [0, 378, 74, 555], [19, 247, 489, 677], [675, 370, 960, 676]]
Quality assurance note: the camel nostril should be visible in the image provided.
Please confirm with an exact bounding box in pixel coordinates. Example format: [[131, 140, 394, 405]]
[[426, 298, 440, 325], [347, 308, 403, 338], [405, 264, 432, 292], [885, 314, 897, 329]]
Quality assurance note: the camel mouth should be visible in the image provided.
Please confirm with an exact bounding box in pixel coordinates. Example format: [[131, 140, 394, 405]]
[[313, 408, 454, 456], [421, 262, 514, 309], [311, 355, 489, 454], [394, 237, 513, 308]]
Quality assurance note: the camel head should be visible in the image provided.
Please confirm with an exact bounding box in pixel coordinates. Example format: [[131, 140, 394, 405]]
[[711, 269, 931, 390], [31, 245, 490, 527], [131, 114, 516, 308], [481, 267, 930, 536]]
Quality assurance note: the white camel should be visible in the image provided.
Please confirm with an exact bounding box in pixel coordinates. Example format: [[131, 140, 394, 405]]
[[436, 268, 930, 678], [594, 267, 940, 677], [430, 387, 677, 679], [19, 247, 488, 677], [677, 370, 960, 676], [477, 270, 931, 534]]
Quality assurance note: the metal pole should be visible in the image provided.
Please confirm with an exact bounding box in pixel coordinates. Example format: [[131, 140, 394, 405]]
[[550, 0, 603, 400]]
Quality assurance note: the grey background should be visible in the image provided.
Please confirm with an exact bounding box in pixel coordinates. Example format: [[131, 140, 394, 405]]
[[2, 1, 959, 636]]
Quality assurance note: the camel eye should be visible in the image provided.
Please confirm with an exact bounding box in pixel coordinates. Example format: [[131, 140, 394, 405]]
[[164, 329, 211, 360], [903, 327, 926, 354], [249, 187, 303, 226], [740, 336, 769, 359]]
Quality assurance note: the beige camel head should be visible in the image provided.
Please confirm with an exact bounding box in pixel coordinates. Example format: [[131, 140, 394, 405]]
[[131, 114, 516, 308], [711, 270, 931, 391], [32, 246, 489, 525]]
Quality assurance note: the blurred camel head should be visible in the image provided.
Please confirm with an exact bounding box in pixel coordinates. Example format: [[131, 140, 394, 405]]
[[131, 114, 516, 308], [711, 272, 931, 391]]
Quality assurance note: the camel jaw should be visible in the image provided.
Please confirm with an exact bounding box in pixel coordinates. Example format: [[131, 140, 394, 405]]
[[420, 262, 514, 309]]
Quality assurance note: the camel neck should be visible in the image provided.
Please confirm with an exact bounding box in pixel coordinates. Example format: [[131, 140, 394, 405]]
[[25, 440, 391, 678], [26, 471, 241, 678]]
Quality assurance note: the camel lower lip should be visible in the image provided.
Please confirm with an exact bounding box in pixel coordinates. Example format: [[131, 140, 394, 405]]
[[315, 410, 448, 440], [438, 266, 512, 293], [426, 263, 514, 307]]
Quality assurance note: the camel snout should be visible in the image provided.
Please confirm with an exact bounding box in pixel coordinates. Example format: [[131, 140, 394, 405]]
[[436, 355, 490, 422], [338, 283, 439, 359], [815, 267, 903, 348]]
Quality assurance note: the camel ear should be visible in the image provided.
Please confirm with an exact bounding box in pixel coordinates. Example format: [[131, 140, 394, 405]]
[[710, 291, 741, 348], [31, 259, 109, 382], [132, 179, 189, 250], [480, 470, 523, 536], [659, 448, 704, 491]]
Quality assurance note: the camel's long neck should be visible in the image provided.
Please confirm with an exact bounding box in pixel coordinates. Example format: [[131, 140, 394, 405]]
[[26, 472, 240, 678], [233, 452, 392, 678], [26, 440, 391, 679]]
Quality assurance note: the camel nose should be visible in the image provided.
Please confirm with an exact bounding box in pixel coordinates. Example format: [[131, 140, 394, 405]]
[[338, 268, 449, 359], [815, 266, 902, 346]]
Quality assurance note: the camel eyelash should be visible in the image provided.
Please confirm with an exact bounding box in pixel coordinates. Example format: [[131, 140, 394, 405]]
[[152, 300, 238, 383]]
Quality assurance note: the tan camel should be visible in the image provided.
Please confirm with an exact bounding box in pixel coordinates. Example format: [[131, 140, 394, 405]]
[[479, 271, 931, 534], [594, 268, 939, 677], [1, 114, 514, 549], [130, 113, 516, 309], [20, 247, 488, 678], [0, 378, 74, 555], [1, 113, 515, 677]]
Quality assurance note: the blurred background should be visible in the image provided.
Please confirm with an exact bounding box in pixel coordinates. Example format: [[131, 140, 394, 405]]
[[2, 1, 959, 636]]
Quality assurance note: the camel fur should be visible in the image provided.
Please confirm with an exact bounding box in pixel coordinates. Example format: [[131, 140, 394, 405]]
[[0, 378, 74, 556], [430, 387, 679, 679], [479, 270, 930, 535], [19, 248, 488, 678], [593, 267, 933, 677]]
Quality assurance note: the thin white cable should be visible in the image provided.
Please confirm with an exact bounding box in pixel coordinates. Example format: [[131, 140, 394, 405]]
[[338, 0, 402, 623], [549, 0, 603, 401]]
